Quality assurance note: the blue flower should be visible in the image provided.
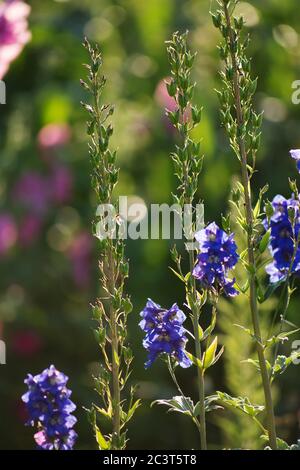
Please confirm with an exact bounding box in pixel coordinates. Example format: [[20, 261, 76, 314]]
[[139, 299, 192, 369], [290, 149, 300, 173], [192, 222, 239, 297], [22, 365, 77, 450], [264, 195, 300, 283]]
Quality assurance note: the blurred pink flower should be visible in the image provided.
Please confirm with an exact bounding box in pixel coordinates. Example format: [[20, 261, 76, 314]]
[[49, 165, 73, 204], [18, 213, 42, 246], [13, 171, 50, 214], [154, 78, 191, 131], [155, 77, 178, 113], [68, 231, 93, 289], [38, 123, 71, 151], [11, 330, 43, 357], [0, 0, 31, 79], [0, 213, 17, 255]]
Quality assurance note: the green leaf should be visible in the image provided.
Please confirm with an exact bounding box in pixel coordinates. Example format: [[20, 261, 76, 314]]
[[125, 399, 141, 425], [95, 425, 110, 450], [198, 324, 204, 341], [203, 336, 218, 370], [241, 358, 260, 372], [169, 267, 185, 283], [234, 323, 263, 346], [215, 392, 264, 418], [94, 405, 112, 420], [253, 198, 261, 220], [234, 279, 249, 294], [272, 351, 300, 378], [259, 230, 271, 254], [259, 279, 285, 303], [203, 308, 217, 340], [204, 395, 224, 413], [186, 352, 203, 370], [152, 396, 194, 417], [262, 435, 290, 450], [265, 328, 300, 349]]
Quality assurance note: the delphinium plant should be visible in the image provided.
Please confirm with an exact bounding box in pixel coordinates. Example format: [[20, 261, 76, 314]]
[[211, 0, 300, 450], [81, 39, 139, 450], [139, 32, 240, 450], [22, 365, 77, 450]]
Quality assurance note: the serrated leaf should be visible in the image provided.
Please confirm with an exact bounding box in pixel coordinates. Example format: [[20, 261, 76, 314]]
[[94, 405, 112, 420], [272, 351, 300, 378], [215, 391, 264, 418], [262, 435, 290, 450], [153, 396, 194, 417], [265, 328, 300, 349]]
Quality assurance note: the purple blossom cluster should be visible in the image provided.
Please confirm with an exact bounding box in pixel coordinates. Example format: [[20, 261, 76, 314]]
[[192, 222, 239, 297], [264, 194, 300, 283], [290, 149, 300, 174], [139, 299, 192, 368], [22, 365, 77, 450]]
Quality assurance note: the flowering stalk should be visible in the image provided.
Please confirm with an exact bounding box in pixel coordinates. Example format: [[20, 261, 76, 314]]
[[81, 39, 138, 450], [166, 31, 207, 449], [22, 365, 77, 450], [212, 0, 277, 449], [264, 191, 300, 376]]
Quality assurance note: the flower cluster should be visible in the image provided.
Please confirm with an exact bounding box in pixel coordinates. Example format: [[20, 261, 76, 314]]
[[192, 222, 239, 297], [139, 299, 192, 368], [290, 149, 300, 174], [22, 365, 77, 450], [0, 0, 31, 79], [264, 195, 300, 283]]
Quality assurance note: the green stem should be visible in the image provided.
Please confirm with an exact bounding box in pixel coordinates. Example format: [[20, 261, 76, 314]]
[[108, 246, 121, 448], [222, 1, 277, 450], [92, 65, 121, 448], [189, 250, 207, 450]]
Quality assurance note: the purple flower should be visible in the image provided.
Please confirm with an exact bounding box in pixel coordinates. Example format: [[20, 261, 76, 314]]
[[154, 78, 191, 132], [0, 0, 31, 79], [13, 171, 50, 214], [192, 222, 239, 297], [139, 299, 192, 369], [22, 365, 77, 450], [49, 165, 73, 204], [68, 231, 93, 289], [18, 214, 42, 246], [264, 194, 300, 283], [290, 149, 300, 173], [0, 213, 17, 255]]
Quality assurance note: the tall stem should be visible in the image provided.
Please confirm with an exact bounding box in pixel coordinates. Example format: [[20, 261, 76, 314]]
[[223, 1, 277, 450], [107, 246, 121, 446], [92, 54, 121, 448], [189, 250, 207, 450]]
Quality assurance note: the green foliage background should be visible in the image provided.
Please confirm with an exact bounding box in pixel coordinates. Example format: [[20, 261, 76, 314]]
[[0, 0, 300, 449]]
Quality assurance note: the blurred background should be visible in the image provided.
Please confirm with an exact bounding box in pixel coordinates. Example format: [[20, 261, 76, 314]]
[[0, 0, 300, 450]]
